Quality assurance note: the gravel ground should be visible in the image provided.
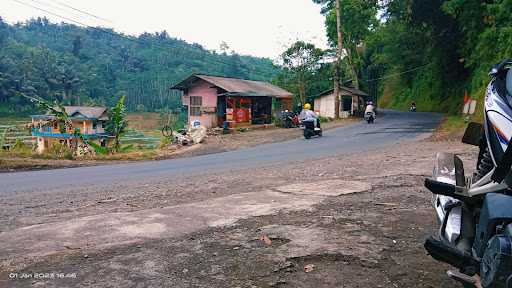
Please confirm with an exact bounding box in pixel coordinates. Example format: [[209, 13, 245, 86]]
[[0, 137, 479, 287]]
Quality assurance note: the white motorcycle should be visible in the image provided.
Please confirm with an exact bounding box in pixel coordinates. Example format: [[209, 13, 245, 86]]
[[424, 59, 512, 288]]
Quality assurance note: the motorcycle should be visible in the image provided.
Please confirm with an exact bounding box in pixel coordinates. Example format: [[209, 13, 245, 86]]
[[364, 111, 375, 124], [280, 110, 298, 128], [424, 59, 512, 288], [302, 119, 322, 139], [410, 105, 417, 112]]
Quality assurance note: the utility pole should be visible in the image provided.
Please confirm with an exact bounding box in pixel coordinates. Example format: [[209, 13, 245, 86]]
[[334, 0, 343, 119]]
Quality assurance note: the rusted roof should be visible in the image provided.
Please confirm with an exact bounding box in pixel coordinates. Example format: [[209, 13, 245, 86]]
[[171, 74, 293, 98], [44, 106, 108, 120]]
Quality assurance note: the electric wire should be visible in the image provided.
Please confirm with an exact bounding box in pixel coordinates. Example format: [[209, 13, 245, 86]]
[[366, 63, 432, 82], [9, 0, 255, 75], [46, 0, 112, 23]]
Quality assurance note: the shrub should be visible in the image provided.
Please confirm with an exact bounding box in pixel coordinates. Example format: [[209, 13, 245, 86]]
[[159, 136, 172, 149]]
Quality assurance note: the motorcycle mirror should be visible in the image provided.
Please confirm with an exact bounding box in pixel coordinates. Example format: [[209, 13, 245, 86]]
[[462, 122, 483, 146]]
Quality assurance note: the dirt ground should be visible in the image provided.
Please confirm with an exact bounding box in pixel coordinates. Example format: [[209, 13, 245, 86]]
[[0, 136, 477, 288], [0, 119, 355, 173]]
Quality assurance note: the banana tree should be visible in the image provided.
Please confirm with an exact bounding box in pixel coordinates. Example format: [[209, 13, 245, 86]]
[[105, 96, 127, 153]]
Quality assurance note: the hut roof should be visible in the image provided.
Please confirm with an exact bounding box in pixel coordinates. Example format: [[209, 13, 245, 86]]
[[171, 74, 293, 98]]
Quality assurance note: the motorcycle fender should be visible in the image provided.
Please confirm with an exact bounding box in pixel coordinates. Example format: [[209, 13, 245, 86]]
[[474, 193, 512, 258]]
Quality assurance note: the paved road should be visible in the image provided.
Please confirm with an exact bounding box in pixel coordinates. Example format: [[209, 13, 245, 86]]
[[0, 110, 441, 194]]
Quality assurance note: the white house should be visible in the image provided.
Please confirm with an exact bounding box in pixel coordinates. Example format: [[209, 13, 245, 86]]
[[313, 87, 369, 119]]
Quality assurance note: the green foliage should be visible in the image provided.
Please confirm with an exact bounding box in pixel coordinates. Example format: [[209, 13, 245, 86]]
[[11, 139, 32, 156], [318, 116, 332, 123], [312, 0, 512, 116], [279, 41, 324, 105], [119, 144, 134, 153], [24, 95, 72, 130], [159, 136, 172, 149], [323, 0, 378, 88], [105, 95, 128, 153], [88, 141, 109, 155], [47, 141, 74, 159], [0, 17, 280, 115]]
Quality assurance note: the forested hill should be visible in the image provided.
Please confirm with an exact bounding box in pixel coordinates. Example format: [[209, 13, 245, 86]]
[[313, 0, 512, 117], [0, 17, 280, 115]]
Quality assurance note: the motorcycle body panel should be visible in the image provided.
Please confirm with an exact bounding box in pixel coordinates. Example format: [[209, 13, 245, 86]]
[[432, 152, 462, 243], [302, 120, 321, 139], [485, 81, 512, 164], [424, 60, 512, 287], [473, 193, 512, 258]]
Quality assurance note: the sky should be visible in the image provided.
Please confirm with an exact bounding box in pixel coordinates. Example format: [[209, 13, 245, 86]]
[[1, 0, 330, 59]]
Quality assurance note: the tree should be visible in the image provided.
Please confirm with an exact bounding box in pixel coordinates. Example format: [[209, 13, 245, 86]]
[[219, 41, 230, 55], [316, 0, 378, 89], [105, 95, 128, 153], [72, 36, 82, 56], [0, 18, 280, 116], [280, 41, 324, 105]]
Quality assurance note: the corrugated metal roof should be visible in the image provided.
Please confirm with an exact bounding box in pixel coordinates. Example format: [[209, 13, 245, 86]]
[[172, 74, 293, 98], [46, 106, 108, 119]]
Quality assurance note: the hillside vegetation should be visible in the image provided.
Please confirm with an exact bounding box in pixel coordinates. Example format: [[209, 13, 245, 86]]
[[314, 0, 512, 118], [0, 17, 280, 116]]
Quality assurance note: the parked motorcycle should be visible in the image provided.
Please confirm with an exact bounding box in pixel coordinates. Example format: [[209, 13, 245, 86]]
[[280, 110, 299, 128], [364, 111, 375, 124], [424, 59, 512, 288], [302, 119, 322, 139]]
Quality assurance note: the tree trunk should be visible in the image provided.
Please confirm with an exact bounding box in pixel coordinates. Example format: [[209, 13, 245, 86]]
[[345, 33, 360, 89], [334, 0, 343, 119]]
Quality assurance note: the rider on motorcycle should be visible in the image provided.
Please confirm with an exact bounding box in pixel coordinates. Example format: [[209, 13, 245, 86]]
[[365, 101, 375, 114], [299, 103, 319, 129]]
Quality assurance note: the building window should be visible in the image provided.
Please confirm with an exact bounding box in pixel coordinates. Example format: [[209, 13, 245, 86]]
[[93, 121, 98, 129], [190, 96, 202, 116]]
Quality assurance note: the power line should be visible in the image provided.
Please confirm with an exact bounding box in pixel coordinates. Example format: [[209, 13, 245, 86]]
[[46, 0, 112, 24], [366, 63, 432, 82], [30, 0, 99, 25], [9, 0, 255, 74], [12, 0, 101, 29]]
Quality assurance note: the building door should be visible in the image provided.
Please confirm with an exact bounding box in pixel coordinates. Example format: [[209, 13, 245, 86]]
[[251, 97, 272, 124], [217, 96, 226, 127], [342, 96, 352, 111]]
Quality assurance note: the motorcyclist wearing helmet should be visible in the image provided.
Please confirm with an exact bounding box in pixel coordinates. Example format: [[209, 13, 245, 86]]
[[365, 101, 375, 114], [300, 103, 319, 129]]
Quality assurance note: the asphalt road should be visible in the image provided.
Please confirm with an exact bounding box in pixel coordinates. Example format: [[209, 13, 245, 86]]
[[0, 110, 441, 194]]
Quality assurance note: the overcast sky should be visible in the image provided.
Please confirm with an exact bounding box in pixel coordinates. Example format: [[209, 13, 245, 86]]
[[1, 0, 329, 59]]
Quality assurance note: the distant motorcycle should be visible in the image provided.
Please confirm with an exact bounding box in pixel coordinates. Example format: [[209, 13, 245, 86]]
[[364, 111, 375, 124], [410, 105, 417, 112]]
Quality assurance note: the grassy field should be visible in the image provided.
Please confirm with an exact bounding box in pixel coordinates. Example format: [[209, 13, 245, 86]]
[[0, 114, 164, 160]]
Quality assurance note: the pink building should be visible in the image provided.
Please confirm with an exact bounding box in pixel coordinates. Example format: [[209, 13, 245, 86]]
[[171, 74, 293, 129]]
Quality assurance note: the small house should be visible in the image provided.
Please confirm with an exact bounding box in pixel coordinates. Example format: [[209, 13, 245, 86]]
[[31, 106, 111, 153], [313, 87, 369, 119], [171, 74, 293, 129]]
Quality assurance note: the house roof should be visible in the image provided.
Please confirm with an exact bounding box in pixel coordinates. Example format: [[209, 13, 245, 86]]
[[64, 106, 108, 119], [315, 87, 369, 99], [171, 74, 293, 98], [40, 106, 108, 120]]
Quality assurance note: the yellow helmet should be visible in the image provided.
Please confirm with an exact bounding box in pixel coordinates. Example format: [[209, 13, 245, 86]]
[[304, 103, 311, 110]]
